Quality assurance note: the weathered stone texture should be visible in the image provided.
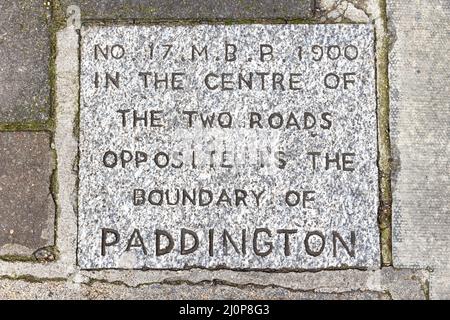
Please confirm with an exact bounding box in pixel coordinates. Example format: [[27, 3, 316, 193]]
[[0, 267, 429, 299], [0, 1, 51, 122], [59, 0, 314, 20], [317, 0, 372, 23], [388, 0, 450, 299], [0, 132, 55, 257], [0, 279, 388, 300]]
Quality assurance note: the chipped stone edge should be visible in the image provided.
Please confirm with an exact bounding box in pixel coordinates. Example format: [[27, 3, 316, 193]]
[[0, 3, 428, 299]]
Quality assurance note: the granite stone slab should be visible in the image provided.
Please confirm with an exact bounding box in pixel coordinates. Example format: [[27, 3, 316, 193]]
[[60, 0, 314, 20], [78, 24, 379, 269], [0, 132, 55, 257], [0, 1, 51, 122]]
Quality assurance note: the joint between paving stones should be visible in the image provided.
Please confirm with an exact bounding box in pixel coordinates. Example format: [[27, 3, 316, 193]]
[[87, 267, 428, 300], [44, 133, 59, 262], [374, 0, 393, 267], [410, 273, 430, 300], [0, 274, 67, 284], [0, 273, 381, 296]]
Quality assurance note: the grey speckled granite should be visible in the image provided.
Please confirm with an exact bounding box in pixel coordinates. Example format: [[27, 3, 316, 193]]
[[78, 24, 379, 270], [60, 0, 314, 20]]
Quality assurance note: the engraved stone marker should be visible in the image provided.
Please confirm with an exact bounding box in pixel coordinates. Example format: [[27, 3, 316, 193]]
[[78, 25, 380, 269]]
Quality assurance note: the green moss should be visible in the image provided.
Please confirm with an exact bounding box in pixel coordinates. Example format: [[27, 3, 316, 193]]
[[376, 0, 393, 267], [411, 274, 430, 300], [0, 255, 36, 263], [384, 290, 394, 300], [423, 279, 430, 300], [0, 122, 52, 131], [0, 274, 66, 283], [0, 248, 59, 263], [86, 15, 334, 27], [51, 0, 68, 30]]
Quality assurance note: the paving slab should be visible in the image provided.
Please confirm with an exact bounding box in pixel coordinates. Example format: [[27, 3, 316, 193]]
[[0, 279, 388, 300], [0, 266, 429, 299], [0, 132, 55, 257], [59, 0, 314, 20], [388, 0, 450, 299], [0, 1, 51, 123]]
